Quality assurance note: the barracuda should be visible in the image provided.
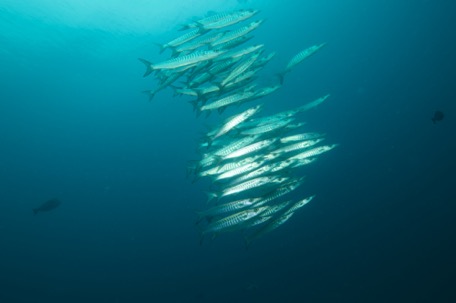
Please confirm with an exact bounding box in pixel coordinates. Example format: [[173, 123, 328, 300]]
[[280, 132, 325, 144], [288, 144, 339, 161], [207, 176, 285, 202], [216, 44, 265, 61], [252, 84, 282, 99], [240, 118, 294, 136], [174, 32, 224, 54], [155, 28, 202, 54], [196, 197, 261, 220], [277, 43, 327, 84], [214, 160, 264, 182], [202, 9, 259, 30], [199, 89, 256, 113], [272, 138, 325, 154], [219, 52, 261, 87], [180, 9, 259, 31], [296, 94, 330, 112], [212, 36, 253, 51], [283, 195, 315, 216], [260, 201, 291, 217], [138, 50, 225, 76], [209, 136, 260, 157], [254, 179, 304, 207], [284, 43, 327, 72], [210, 105, 261, 142], [227, 163, 275, 186], [202, 206, 268, 234], [224, 139, 277, 160], [291, 157, 317, 168], [211, 20, 264, 47], [209, 155, 261, 175]]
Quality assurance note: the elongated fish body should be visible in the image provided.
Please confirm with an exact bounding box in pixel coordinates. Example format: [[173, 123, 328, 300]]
[[221, 176, 286, 198], [252, 84, 282, 99], [197, 198, 261, 219], [284, 43, 327, 72], [254, 179, 304, 206], [280, 132, 325, 144], [210, 211, 272, 233], [288, 144, 338, 161], [220, 52, 260, 87], [175, 32, 224, 53], [203, 206, 267, 234], [211, 105, 261, 141], [202, 9, 259, 30], [142, 71, 182, 101], [209, 155, 261, 175], [187, 57, 240, 87], [260, 201, 291, 217], [239, 115, 284, 129], [139, 50, 224, 76], [240, 118, 293, 136], [181, 9, 258, 30], [200, 90, 256, 112], [269, 159, 295, 173], [212, 35, 253, 51], [273, 138, 325, 154], [159, 28, 202, 53], [252, 52, 276, 69], [291, 157, 317, 168], [277, 43, 327, 84], [228, 163, 275, 186], [211, 20, 264, 47], [215, 160, 264, 181], [196, 154, 219, 170], [33, 198, 61, 215], [216, 44, 264, 61], [283, 195, 315, 216], [224, 139, 276, 160], [210, 136, 260, 157], [296, 94, 330, 112], [284, 122, 306, 130]]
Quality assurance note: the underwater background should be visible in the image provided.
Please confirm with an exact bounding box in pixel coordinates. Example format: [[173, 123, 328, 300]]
[[0, 0, 455, 302]]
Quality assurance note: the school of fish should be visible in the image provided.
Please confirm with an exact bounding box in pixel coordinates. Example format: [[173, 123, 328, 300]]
[[139, 8, 337, 247]]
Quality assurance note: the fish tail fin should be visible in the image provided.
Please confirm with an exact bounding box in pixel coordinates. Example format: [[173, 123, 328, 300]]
[[194, 211, 207, 225], [204, 135, 214, 149], [138, 58, 154, 77], [189, 99, 199, 112], [142, 90, 156, 102], [275, 71, 286, 85], [205, 191, 218, 204], [170, 47, 179, 58], [152, 42, 166, 54], [244, 236, 253, 250], [178, 23, 190, 31]]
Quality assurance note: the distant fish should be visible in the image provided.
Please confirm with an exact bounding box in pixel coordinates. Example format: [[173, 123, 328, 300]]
[[432, 110, 444, 124], [33, 198, 61, 215]]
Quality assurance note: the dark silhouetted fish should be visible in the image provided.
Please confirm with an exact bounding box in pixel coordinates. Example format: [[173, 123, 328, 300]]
[[432, 110, 444, 124], [33, 198, 61, 215]]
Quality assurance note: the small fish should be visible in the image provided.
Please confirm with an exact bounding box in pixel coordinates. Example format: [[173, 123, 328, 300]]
[[33, 198, 61, 215], [432, 110, 444, 124]]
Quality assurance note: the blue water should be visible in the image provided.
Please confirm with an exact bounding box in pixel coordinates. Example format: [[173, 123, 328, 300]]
[[1, 1, 455, 302]]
